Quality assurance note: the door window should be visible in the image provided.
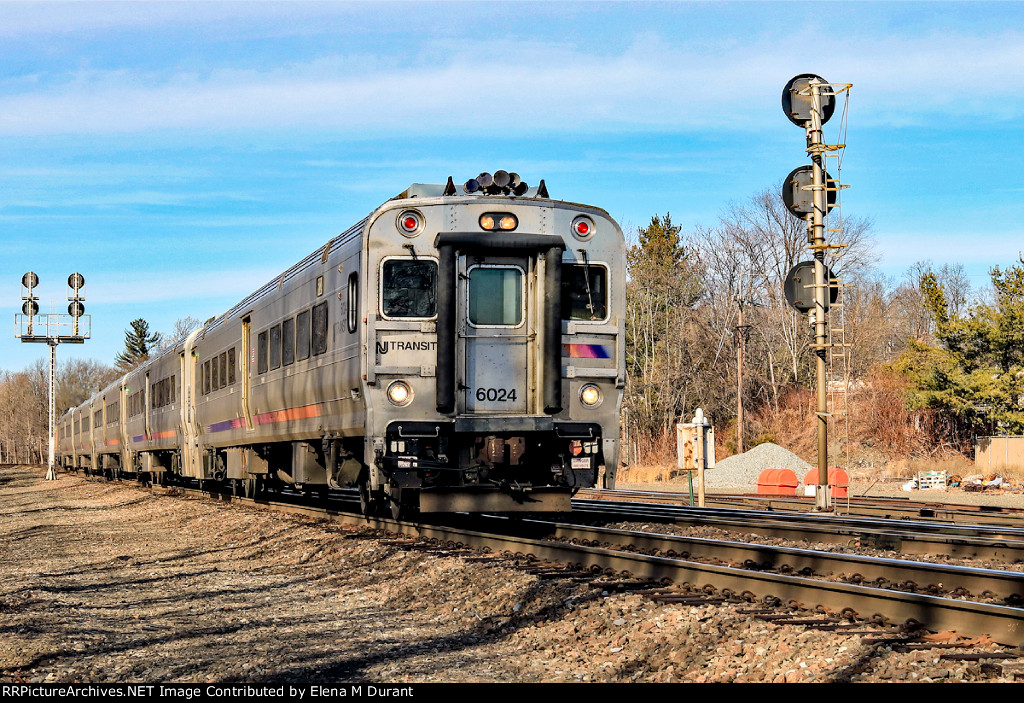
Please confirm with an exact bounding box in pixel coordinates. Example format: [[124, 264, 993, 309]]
[[468, 266, 523, 326]]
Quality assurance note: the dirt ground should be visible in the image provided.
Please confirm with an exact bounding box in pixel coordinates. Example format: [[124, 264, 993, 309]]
[[1, 465, 1020, 684]]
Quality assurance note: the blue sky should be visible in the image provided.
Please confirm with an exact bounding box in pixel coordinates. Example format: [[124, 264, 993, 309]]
[[1, 1, 1023, 371]]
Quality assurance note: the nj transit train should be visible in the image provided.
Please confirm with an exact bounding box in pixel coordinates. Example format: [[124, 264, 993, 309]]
[[56, 172, 625, 518]]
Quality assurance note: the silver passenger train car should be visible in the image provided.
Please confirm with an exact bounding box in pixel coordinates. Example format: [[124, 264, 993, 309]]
[[57, 172, 625, 517]]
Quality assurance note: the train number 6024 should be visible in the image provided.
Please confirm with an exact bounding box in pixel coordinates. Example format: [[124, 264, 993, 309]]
[[475, 387, 518, 402]]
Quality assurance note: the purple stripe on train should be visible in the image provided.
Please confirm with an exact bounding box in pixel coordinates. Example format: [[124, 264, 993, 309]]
[[208, 417, 246, 433]]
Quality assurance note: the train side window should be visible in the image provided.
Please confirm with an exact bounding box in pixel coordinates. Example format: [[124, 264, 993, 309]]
[[270, 324, 282, 370], [469, 266, 523, 326], [227, 348, 236, 384], [296, 310, 311, 360], [347, 273, 358, 334], [203, 361, 211, 395], [282, 318, 295, 366], [212, 355, 220, 390], [257, 331, 268, 375], [218, 353, 227, 388], [381, 259, 436, 318], [312, 301, 328, 355], [561, 264, 608, 321], [170, 375, 176, 402]]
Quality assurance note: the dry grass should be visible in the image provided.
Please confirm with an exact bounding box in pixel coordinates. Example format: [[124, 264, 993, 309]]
[[618, 463, 674, 484]]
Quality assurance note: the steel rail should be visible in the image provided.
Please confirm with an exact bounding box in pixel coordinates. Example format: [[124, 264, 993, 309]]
[[579, 488, 1024, 526], [570, 500, 1024, 561], [574, 498, 1024, 539], [536, 521, 1024, 602]]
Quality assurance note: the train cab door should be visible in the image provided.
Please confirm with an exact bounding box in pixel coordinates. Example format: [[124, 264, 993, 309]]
[[457, 254, 533, 414]]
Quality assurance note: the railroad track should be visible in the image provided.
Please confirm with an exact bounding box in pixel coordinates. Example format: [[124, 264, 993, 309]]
[[570, 498, 1024, 561], [578, 488, 1024, 526], [79, 472, 1024, 648]]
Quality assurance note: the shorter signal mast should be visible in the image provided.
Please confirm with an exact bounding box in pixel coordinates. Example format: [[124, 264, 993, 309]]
[[15, 273, 90, 480], [781, 75, 851, 512]]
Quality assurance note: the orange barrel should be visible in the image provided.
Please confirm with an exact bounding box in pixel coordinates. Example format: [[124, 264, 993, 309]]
[[757, 469, 780, 495], [776, 469, 798, 495], [757, 468, 799, 495], [803, 468, 850, 498]]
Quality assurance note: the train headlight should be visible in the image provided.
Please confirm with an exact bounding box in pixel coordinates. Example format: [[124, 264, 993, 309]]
[[479, 213, 518, 231], [397, 210, 424, 237], [571, 215, 595, 241], [387, 380, 413, 407], [580, 384, 602, 407]]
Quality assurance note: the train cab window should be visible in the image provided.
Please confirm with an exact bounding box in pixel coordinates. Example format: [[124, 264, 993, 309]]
[[270, 324, 282, 370], [312, 301, 328, 355], [561, 264, 608, 322], [257, 331, 268, 375], [296, 310, 311, 361], [469, 266, 523, 326], [381, 260, 437, 318], [282, 318, 295, 366]]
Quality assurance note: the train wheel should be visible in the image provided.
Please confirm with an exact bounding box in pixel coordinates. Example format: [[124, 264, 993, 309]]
[[387, 484, 405, 521], [389, 497, 404, 521], [244, 477, 265, 499], [358, 480, 376, 517]]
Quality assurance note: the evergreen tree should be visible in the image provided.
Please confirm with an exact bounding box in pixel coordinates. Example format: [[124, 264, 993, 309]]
[[624, 214, 705, 446], [115, 318, 161, 371], [892, 259, 1024, 439]]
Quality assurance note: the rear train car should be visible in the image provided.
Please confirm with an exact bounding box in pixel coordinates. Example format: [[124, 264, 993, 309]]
[[58, 172, 625, 517]]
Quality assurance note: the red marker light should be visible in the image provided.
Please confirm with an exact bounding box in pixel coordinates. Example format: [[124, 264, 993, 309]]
[[571, 216, 595, 240], [397, 210, 423, 236]]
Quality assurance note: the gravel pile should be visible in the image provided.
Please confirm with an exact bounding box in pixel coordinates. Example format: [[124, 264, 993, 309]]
[[695, 442, 811, 492]]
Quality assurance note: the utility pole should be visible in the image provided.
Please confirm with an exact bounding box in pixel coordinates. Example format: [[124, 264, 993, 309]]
[[736, 300, 745, 455], [735, 297, 755, 454], [15, 272, 90, 480], [808, 83, 830, 512]]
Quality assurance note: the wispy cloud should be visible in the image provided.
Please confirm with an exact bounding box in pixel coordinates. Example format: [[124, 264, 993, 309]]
[[3, 30, 1023, 137], [84, 266, 286, 305]]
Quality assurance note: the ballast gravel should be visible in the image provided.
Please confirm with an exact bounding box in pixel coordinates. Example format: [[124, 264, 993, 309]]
[[0, 465, 1019, 684]]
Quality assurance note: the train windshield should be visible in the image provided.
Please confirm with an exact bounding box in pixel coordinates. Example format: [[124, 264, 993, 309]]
[[562, 264, 607, 321], [382, 259, 437, 318]]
